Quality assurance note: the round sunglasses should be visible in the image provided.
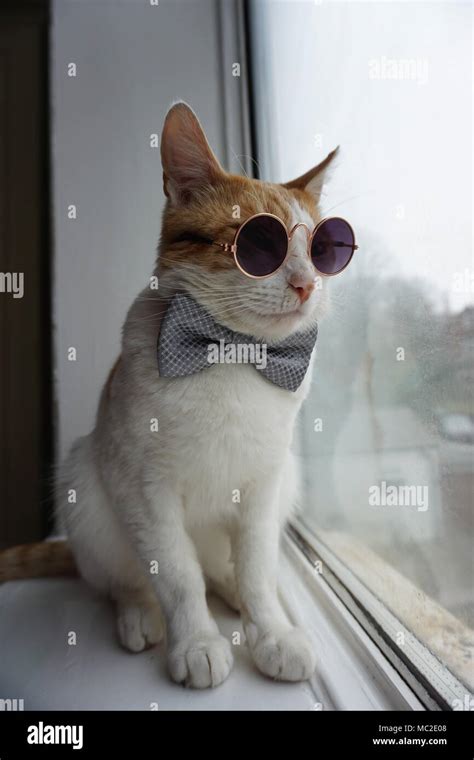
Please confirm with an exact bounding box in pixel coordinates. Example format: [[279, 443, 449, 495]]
[[209, 213, 358, 279]]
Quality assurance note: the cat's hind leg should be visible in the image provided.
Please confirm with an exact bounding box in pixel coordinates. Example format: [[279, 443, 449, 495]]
[[115, 587, 164, 653], [192, 524, 240, 612], [58, 435, 164, 653]]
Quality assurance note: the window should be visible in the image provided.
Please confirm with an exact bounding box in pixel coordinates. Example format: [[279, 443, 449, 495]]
[[250, 0, 473, 701]]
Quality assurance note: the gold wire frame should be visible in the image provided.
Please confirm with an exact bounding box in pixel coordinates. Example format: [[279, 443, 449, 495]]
[[211, 212, 358, 280]]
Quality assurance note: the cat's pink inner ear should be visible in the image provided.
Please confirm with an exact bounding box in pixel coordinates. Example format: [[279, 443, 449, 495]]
[[161, 102, 224, 204], [283, 147, 339, 201]]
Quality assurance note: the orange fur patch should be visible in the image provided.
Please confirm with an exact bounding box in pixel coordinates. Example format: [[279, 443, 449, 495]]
[[0, 541, 77, 582], [158, 174, 320, 275]]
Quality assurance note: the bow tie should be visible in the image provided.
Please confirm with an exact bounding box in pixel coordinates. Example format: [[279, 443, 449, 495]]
[[157, 293, 318, 392]]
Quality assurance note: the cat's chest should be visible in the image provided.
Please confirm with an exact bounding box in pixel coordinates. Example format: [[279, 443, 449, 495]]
[[149, 363, 303, 519], [154, 362, 304, 470]]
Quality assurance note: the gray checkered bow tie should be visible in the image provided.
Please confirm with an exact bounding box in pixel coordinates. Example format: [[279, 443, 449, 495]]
[[157, 292, 318, 392]]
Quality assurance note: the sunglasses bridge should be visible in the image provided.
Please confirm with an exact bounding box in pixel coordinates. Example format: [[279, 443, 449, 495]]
[[288, 222, 312, 241]]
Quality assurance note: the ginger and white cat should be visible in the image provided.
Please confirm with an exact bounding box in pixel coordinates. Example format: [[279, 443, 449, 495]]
[[55, 104, 338, 688]]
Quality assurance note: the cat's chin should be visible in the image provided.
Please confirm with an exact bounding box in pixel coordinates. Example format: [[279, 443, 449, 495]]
[[224, 306, 318, 344], [183, 282, 324, 343]]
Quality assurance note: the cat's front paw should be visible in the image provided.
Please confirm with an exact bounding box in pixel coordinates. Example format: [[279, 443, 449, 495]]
[[246, 624, 316, 682], [168, 632, 233, 689]]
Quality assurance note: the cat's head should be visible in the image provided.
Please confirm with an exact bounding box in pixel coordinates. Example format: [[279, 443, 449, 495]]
[[158, 102, 338, 343]]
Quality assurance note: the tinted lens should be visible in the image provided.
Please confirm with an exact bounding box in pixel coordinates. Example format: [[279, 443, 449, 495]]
[[235, 215, 288, 277], [311, 218, 355, 274]]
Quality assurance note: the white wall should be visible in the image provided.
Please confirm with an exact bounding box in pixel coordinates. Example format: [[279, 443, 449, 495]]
[[52, 0, 246, 459]]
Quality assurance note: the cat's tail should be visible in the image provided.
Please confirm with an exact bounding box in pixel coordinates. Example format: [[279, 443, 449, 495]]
[[0, 540, 78, 582]]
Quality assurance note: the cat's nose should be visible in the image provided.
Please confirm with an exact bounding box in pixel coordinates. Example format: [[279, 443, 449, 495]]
[[288, 276, 316, 304]]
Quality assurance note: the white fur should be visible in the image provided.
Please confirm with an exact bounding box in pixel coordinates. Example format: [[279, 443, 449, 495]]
[[58, 180, 330, 688]]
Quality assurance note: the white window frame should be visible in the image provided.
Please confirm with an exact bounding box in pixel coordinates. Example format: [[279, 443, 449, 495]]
[[282, 519, 470, 710], [279, 528, 426, 711]]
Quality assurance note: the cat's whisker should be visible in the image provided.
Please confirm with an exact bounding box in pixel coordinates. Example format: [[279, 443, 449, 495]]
[[322, 190, 372, 215], [230, 149, 262, 180]]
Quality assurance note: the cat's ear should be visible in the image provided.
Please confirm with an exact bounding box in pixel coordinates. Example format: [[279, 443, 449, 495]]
[[161, 102, 224, 205], [283, 147, 339, 201]]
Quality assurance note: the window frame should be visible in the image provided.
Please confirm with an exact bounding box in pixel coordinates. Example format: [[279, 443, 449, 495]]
[[279, 527, 425, 710], [284, 518, 471, 711]]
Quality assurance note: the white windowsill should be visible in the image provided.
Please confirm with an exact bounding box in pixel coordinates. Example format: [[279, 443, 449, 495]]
[[0, 537, 423, 711], [0, 577, 315, 711]]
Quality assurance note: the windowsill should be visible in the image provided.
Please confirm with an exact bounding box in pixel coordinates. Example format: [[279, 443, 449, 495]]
[[0, 536, 427, 711], [0, 577, 316, 711]]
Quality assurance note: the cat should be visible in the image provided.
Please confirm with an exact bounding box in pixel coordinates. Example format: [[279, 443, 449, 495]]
[[2, 102, 339, 689]]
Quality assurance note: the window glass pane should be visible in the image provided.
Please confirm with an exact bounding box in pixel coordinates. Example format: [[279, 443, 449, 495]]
[[251, 0, 473, 692]]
